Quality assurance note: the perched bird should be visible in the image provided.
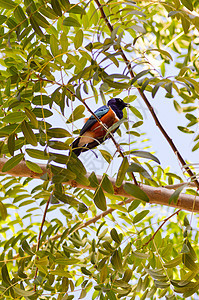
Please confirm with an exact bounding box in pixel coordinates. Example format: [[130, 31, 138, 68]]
[[71, 98, 129, 156]]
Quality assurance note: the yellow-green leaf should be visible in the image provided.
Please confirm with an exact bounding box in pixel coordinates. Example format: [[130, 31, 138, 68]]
[[93, 187, 107, 211], [25, 160, 43, 173], [0, 201, 7, 220], [21, 120, 37, 146], [2, 153, 24, 172], [116, 157, 129, 187], [24, 108, 38, 128], [124, 183, 150, 202], [0, 0, 16, 9], [74, 29, 83, 49]]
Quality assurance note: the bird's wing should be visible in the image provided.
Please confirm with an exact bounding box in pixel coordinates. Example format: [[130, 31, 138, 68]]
[[80, 105, 109, 135]]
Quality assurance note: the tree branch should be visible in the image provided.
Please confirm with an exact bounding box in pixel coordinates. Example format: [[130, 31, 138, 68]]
[[34, 195, 51, 291], [36, 77, 138, 185], [0, 158, 198, 213], [141, 209, 181, 248], [93, 0, 199, 189]]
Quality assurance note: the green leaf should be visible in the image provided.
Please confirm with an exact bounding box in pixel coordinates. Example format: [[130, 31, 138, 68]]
[[111, 250, 123, 272], [0, 201, 7, 220], [47, 128, 71, 138], [13, 287, 35, 296], [51, 0, 62, 16], [1, 264, 11, 286], [164, 255, 182, 268], [0, 0, 16, 9], [29, 16, 44, 37], [77, 202, 88, 213], [151, 48, 173, 61], [50, 270, 72, 277], [21, 240, 34, 255], [110, 228, 121, 244], [55, 258, 80, 265], [181, 243, 190, 254], [192, 141, 199, 152], [124, 183, 150, 202], [132, 251, 150, 259], [181, 16, 190, 34], [181, 0, 193, 11], [2, 153, 24, 172], [178, 126, 194, 134], [93, 187, 107, 211], [63, 17, 81, 27], [104, 79, 129, 89], [99, 149, 112, 163], [24, 108, 38, 128], [183, 282, 199, 298], [32, 95, 51, 106], [33, 108, 53, 118], [128, 200, 141, 212], [145, 269, 167, 280], [66, 105, 85, 123], [133, 210, 149, 224], [69, 4, 85, 14], [130, 150, 160, 164], [14, 5, 28, 28], [182, 254, 199, 272], [34, 12, 50, 28], [108, 204, 127, 212], [127, 163, 152, 179], [50, 34, 59, 57], [2, 112, 26, 123], [154, 280, 170, 289], [169, 184, 187, 204], [116, 157, 129, 187], [81, 267, 92, 276], [131, 70, 150, 84], [26, 148, 48, 160], [21, 120, 37, 146], [129, 106, 143, 120], [74, 29, 83, 49], [25, 160, 43, 174], [101, 174, 114, 194], [89, 171, 99, 187], [7, 133, 15, 156]]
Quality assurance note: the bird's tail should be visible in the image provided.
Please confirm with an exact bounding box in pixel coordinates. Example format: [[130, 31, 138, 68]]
[[71, 137, 82, 156]]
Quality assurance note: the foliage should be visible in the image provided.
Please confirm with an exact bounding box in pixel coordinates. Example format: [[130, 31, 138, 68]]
[[0, 0, 198, 299]]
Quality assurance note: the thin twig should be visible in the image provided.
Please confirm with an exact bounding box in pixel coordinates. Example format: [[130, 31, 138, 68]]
[[142, 209, 181, 248], [35, 76, 138, 185], [93, 0, 199, 190], [33, 195, 51, 291]]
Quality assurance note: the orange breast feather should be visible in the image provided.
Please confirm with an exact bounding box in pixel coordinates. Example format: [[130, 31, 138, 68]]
[[88, 108, 119, 138]]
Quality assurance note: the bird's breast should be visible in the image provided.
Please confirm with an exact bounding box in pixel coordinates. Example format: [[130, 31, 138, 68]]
[[89, 108, 119, 136], [78, 108, 120, 147]]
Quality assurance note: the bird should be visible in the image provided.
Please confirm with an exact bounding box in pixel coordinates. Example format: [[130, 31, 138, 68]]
[[71, 98, 129, 156]]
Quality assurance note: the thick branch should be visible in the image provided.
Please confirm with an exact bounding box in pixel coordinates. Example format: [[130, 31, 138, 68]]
[[0, 158, 198, 213], [94, 0, 199, 189]]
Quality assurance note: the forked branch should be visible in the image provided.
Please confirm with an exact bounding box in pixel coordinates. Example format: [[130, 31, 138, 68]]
[[94, 0, 199, 189]]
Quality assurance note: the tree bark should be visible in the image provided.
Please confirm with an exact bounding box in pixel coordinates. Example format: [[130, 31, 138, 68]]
[[0, 158, 198, 213]]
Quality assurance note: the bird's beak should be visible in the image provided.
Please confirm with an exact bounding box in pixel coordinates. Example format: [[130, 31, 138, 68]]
[[125, 103, 130, 107]]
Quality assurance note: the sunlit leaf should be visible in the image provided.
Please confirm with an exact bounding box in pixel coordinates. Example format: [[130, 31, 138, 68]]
[[63, 17, 81, 27], [124, 183, 150, 202], [2, 153, 24, 172], [133, 210, 150, 224], [93, 187, 107, 211], [116, 157, 129, 187]]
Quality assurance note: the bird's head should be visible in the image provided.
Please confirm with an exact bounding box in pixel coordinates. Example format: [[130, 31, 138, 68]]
[[107, 98, 129, 110]]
